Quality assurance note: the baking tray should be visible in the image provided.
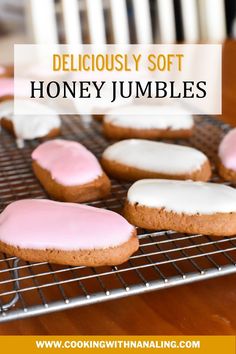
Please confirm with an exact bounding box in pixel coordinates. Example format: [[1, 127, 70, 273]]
[[0, 115, 236, 322]]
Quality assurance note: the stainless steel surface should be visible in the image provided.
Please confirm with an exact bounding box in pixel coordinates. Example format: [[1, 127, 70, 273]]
[[0, 115, 235, 322]]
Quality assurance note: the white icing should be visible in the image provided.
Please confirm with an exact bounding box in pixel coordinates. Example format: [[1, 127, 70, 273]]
[[104, 105, 194, 130], [103, 139, 207, 175], [0, 100, 61, 147], [127, 179, 236, 215]]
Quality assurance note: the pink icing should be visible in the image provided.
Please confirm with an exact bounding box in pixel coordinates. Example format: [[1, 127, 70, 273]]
[[0, 78, 13, 97], [0, 66, 6, 75], [32, 139, 103, 186], [0, 199, 135, 250], [219, 128, 236, 171]]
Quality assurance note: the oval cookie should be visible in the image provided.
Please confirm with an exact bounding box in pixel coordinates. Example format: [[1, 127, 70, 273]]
[[0, 65, 13, 78], [102, 139, 211, 181], [103, 105, 194, 140], [0, 99, 61, 148], [0, 78, 14, 102], [0, 199, 138, 266], [218, 128, 236, 182], [124, 179, 236, 236], [32, 139, 111, 202]]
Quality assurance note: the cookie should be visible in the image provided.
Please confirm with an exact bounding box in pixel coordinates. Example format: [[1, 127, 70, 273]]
[[218, 128, 236, 182], [103, 105, 194, 140], [32, 139, 111, 202], [0, 199, 138, 266], [0, 78, 14, 102], [93, 114, 104, 122], [0, 65, 13, 78], [101, 139, 211, 181], [123, 179, 236, 236], [0, 99, 61, 148]]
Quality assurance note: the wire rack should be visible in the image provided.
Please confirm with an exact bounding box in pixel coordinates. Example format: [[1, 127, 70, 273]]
[[0, 115, 236, 323]]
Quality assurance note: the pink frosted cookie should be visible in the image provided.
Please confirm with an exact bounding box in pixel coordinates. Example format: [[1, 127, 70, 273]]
[[218, 128, 236, 182], [0, 66, 5, 75], [0, 65, 13, 78], [32, 139, 111, 202], [0, 199, 138, 266], [0, 78, 14, 101]]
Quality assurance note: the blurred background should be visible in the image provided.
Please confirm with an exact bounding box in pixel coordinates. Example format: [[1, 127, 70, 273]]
[[0, 0, 236, 63]]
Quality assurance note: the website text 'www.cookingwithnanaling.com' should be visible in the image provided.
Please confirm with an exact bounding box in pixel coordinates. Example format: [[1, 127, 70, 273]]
[[35, 339, 201, 350]]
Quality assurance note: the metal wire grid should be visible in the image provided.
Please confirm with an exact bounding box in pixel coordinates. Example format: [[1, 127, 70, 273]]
[[0, 115, 236, 322]]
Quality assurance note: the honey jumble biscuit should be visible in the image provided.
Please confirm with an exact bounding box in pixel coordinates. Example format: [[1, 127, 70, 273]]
[[102, 139, 211, 181], [32, 139, 111, 202], [0, 67, 14, 102], [103, 105, 194, 140], [0, 78, 14, 102], [0, 64, 13, 78], [218, 128, 236, 182], [124, 179, 236, 236], [0, 199, 138, 266], [0, 99, 61, 148]]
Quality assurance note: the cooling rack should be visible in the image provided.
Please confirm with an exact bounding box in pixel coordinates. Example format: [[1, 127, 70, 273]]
[[0, 115, 236, 322]]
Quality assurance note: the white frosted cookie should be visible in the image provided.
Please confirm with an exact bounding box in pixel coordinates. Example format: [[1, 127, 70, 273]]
[[0, 99, 61, 148], [103, 105, 194, 140], [124, 179, 236, 236], [101, 139, 211, 181]]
